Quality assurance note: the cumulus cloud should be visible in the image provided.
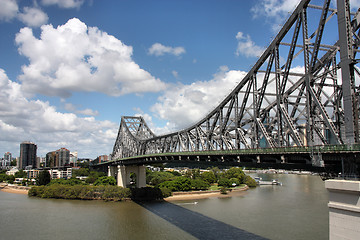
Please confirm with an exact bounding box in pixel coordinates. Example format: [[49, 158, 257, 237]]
[[151, 66, 247, 130], [251, 0, 299, 32], [18, 7, 48, 27], [0, 0, 18, 21], [148, 43, 186, 57], [41, 0, 86, 8], [235, 32, 265, 58], [64, 103, 99, 116], [15, 18, 167, 97], [0, 68, 117, 158]]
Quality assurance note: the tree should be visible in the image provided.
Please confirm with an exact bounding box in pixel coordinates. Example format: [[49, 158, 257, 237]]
[[201, 171, 216, 184], [159, 177, 192, 192], [15, 170, 27, 178], [224, 167, 245, 183], [218, 178, 231, 187], [190, 179, 210, 190], [229, 178, 240, 186], [72, 168, 90, 177], [94, 176, 116, 186], [244, 175, 257, 187], [37, 170, 51, 186], [146, 171, 175, 186], [209, 167, 221, 181]]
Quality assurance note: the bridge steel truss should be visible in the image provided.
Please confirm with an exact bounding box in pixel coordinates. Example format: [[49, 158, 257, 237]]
[[112, 0, 360, 170]]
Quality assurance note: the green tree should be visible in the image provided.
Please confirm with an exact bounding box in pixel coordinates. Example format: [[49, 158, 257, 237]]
[[229, 178, 240, 186], [15, 170, 27, 178], [37, 170, 51, 186], [201, 171, 216, 184], [185, 169, 201, 179], [94, 176, 116, 186], [224, 167, 245, 183], [190, 179, 210, 190], [218, 178, 231, 187], [85, 171, 106, 184], [209, 167, 221, 181], [146, 171, 175, 186], [72, 168, 90, 177], [244, 175, 257, 188], [10, 159, 16, 166], [159, 177, 192, 192]]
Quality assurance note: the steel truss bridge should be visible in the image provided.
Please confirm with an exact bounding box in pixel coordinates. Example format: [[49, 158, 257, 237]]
[[106, 0, 360, 176]]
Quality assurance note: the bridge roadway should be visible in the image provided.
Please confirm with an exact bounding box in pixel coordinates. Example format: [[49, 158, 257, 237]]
[[93, 144, 360, 174]]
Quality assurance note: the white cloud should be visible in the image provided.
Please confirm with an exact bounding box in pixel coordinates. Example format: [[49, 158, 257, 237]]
[[15, 18, 167, 97], [0, 0, 18, 21], [0, 69, 117, 158], [18, 7, 48, 27], [41, 0, 86, 8], [251, 0, 299, 32], [65, 103, 99, 116], [64, 103, 99, 116], [148, 43, 186, 57], [151, 66, 247, 130], [235, 32, 265, 58]]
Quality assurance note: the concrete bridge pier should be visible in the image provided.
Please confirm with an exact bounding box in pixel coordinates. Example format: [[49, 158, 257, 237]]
[[108, 166, 116, 179], [107, 165, 146, 188]]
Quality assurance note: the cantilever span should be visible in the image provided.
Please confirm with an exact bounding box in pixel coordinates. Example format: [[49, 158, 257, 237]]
[[109, 0, 360, 177]]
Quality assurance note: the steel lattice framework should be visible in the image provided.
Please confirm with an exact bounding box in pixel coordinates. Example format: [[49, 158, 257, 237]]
[[112, 0, 360, 168]]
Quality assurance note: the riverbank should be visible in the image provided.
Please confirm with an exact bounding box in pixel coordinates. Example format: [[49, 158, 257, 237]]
[[1, 184, 249, 200], [0, 184, 29, 195], [165, 185, 249, 201]]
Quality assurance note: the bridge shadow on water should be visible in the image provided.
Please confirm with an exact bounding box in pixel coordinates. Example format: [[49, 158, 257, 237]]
[[136, 201, 268, 240]]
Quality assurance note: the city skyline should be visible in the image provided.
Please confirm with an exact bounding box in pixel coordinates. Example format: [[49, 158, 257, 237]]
[[1, 0, 359, 158]]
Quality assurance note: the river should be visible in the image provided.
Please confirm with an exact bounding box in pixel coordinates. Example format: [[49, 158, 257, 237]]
[[0, 174, 328, 240]]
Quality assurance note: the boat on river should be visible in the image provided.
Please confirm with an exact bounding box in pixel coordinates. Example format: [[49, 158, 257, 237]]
[[256, 178, 282, 185]]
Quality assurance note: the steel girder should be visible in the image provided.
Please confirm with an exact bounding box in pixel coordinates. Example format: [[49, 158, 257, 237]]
[[112, 0, 360, 162]]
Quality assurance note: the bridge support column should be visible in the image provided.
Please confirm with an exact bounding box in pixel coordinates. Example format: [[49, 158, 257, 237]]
[[117, 165, 127, 187], [325, 180, 360, 239], [116, 165, 146, 188], [108, 166, 116, 178]]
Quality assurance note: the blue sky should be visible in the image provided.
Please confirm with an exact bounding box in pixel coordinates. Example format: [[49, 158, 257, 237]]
[[1, 0, 356, 159]]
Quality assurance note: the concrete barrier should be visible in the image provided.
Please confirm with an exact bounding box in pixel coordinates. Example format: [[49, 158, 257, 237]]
[[325, 180, 360, 240]]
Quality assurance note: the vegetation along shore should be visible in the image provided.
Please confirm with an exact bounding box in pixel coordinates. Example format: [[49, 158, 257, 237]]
[[1, 166, 256, 201]]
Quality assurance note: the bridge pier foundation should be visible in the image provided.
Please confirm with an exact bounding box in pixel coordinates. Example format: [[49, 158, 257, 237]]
[[111, 165, 146, 188]]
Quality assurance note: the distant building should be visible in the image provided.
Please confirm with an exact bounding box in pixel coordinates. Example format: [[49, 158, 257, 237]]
[[46, 148, 70, 167], [19, 141, 37, 169], [1, 152, 12, 169], [48, 168, 73, 179], [46, 151, 57, 168], [6, 167, 19, 176], [56, 148, 70, 167], [70, 151, 78, 166], [93, 155, 110, 164]]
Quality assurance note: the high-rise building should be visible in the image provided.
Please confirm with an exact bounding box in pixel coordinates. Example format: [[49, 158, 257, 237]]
[[46, 151, 57, 168], [19, 141, 37, 169], [1, 152, 12, 168], [56, 148, 70, 167], [46, 148, 70, 167]]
